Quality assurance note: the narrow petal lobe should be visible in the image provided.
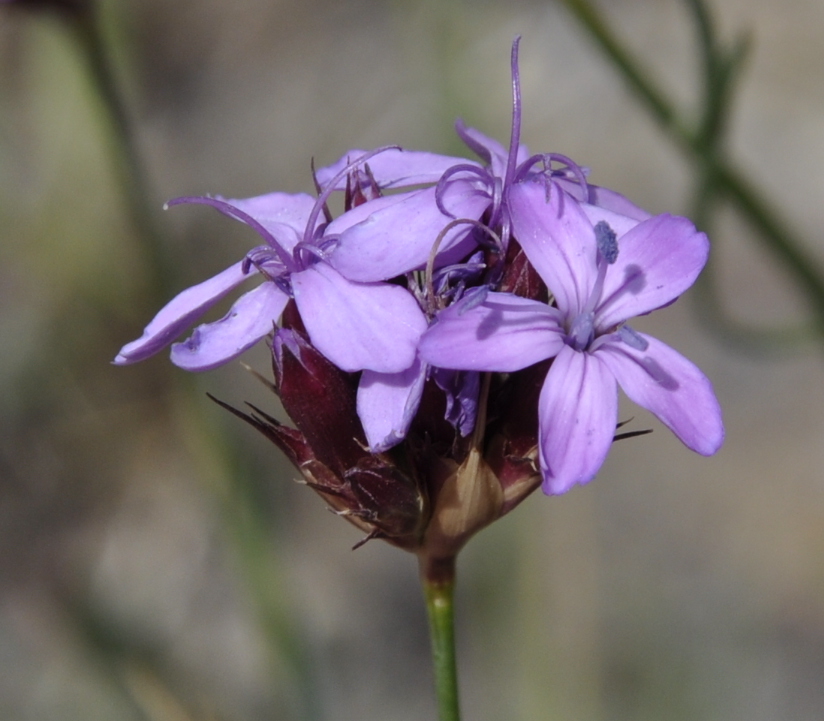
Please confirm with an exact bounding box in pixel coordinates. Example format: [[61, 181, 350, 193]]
[[114, 260, 250, 364], [597, 333, 724, 455], [170, 282, 289, 371], [419, 292, 565, 372], [537, 346, 618, 494], [357, 358, 427, 452], [596, 214, 709, 329], [508, 180, 598, 317], [292, 263, 427, 374]]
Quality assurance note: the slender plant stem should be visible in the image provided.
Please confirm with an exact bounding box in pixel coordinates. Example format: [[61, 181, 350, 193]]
[[420, 555, 461, 721], [558, 0, 824, 345], [69, 8, 175, 298]]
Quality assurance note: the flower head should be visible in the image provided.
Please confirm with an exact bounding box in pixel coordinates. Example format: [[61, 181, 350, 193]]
[[115, 37, 723, 555]]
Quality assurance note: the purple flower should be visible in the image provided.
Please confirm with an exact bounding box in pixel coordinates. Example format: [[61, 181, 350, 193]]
[[113, 182, 427, 374], [419, 179, 724, 494]]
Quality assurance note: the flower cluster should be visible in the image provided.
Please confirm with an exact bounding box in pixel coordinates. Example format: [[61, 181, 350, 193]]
[[116, 40, 723, 554]]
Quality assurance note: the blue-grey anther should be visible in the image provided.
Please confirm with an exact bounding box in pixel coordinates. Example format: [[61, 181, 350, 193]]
[[594, 221, 618, 264], [617, 325, 649, 351]]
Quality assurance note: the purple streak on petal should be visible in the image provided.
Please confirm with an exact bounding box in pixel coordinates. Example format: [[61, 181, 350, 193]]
[[114, 260, 250, 364], [292, 263, 427, 373], [170, 282, 289, 371], [508, 180, 597, 317], [315, 148, 468, 191], [596, 214, 709, 330], [419, 292, 565, 372], [328, 181, 490, 282], [357, 357, 427, 452], [224, 192, 317, 248], [537, 346, 618, 494], [597, 333, 724, 456]]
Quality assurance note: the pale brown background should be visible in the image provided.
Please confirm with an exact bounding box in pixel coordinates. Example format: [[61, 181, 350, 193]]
[[2, 1, 824, 719]]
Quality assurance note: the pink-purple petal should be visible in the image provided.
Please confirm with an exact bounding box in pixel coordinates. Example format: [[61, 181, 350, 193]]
[[508, 179, 598, 317], [555, 178, 652, 223], [596, 214, 709, 330], [328, 180, 491, 282], [114, 260, 251, 365], [418, 292, 565, 372], [316, 149, 470, 190], [537, 346, 618, 494], [225, 192, 317, 241], [357, 358, 427, 452], [597, 333, 724, 456], [580, 202, 644, 240], [170, 282, 289, 371], [292, 263, 427, 374]]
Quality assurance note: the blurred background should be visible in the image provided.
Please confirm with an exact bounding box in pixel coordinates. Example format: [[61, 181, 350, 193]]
[[2, 0, 824, 719]]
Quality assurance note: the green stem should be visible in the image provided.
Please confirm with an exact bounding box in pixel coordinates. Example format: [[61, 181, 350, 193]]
[[558, 0, 824, 346], [420, 555, 461, 721], [69, 7, 175, 298]]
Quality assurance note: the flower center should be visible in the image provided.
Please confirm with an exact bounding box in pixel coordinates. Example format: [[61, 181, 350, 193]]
[[567, 220, 619, 352]]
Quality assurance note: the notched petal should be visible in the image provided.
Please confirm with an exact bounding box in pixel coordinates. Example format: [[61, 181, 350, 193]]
[[114, 260, 250, 365], [597, 333, 724, 456], [537, 347, 618, 494], [170, 282, 289, 371]]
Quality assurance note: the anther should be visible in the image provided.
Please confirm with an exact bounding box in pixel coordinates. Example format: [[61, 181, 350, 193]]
[[594, 221, 618, 264], [617, 325, 649, 351]]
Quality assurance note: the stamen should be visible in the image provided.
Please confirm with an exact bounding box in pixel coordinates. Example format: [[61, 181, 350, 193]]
[[511, 153, 588, 194], [594, 221, 618, 264], [432, 252, 486, 294], [292, 240, 328, 269], [486, 176, 505, 237], [581, 220, 620, 316], [455, 119, 492, 165], [435, 164, 493, 218], [245, 245, 288, 280], [503, 36, 523, 193], [456, 286, 489, 315], [424, 218, 499, 315], [310, 158, 333, 223], [617, 325, 648, 351], [167, 196, 298, 273]]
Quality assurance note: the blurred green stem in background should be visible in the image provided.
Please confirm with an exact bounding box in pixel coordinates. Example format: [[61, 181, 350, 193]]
[[421, 555, 461, 721], [65, 1, 174, 298], [558, 0, 824, 353]]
